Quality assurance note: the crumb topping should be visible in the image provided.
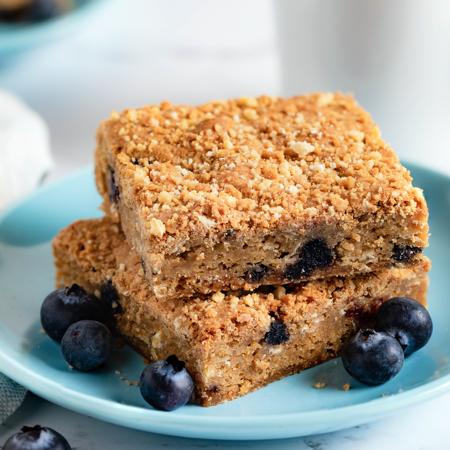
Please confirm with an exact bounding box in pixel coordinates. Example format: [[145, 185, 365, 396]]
[[98, 92, 427, 246]]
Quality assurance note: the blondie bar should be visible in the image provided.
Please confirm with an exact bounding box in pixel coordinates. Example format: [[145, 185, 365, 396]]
[[95, 93, 428, 299], [53, 218, 430, 406]]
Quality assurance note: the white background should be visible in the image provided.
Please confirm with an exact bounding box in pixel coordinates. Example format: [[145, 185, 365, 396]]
[[1, 1, 449, 448]]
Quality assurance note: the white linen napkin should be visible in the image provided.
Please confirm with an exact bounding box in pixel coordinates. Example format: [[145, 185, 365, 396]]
[[0, 90, 53, 421], [0, 89, 53, 210]]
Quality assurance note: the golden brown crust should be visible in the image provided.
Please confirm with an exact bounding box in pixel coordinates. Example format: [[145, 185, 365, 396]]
[[97, 93, 428, 246], [53, 218, 430, 406]]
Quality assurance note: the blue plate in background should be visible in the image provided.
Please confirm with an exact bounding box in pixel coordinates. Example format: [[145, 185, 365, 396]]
[[0, 163, 448, 440], [0, 0, 107, 57]]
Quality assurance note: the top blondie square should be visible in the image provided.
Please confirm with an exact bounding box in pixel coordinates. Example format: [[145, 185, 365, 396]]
[[95, 92, 428, 299]]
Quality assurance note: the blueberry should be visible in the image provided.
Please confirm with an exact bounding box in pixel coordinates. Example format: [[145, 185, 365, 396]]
[[342, 329, 404, 385], [284, 239, 334, 280], [61, 320, 112, 372], [3, 425, 71, 450], [140, 355, 194, 411], [392, 244, 422, 262], [27, 0, 60, 22], [375, 297, 433, 356], [244, 263, 270, 283], [263, 320, 290, 345], [107, 166, 120, 203], [40, 284, 109, 343]]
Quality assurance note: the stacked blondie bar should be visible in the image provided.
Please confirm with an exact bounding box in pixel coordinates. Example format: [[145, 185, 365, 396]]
[[53, 93, 430, 406]]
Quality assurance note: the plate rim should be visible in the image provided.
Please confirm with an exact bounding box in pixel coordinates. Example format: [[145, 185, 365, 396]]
[[0, 162, 449, 440]]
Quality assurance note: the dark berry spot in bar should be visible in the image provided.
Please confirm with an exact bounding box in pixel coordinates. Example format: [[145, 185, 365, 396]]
[[300, 238, 334, 269], [284, 239, 334, 280], [392, 244, 422, 262], [206, 385, 220, 394], [223, 228, 236, 240], [101, 280, 122, 314], [141, 258, 147, 275], [107, 166, 120, 203], [264, 320, 290, 345], [244, 263, 270, 283], [258, 285, 276, 296], [284, 260, 311, 279]]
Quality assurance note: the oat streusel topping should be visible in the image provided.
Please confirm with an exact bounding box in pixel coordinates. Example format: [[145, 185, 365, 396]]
[[98, 93, 426, 240]]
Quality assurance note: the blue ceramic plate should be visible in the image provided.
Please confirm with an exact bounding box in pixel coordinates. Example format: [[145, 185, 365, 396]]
[[0, 164, 448, 441], [0, 0, 107, 57]]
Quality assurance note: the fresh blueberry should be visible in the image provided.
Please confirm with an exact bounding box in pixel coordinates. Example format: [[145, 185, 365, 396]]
[[263, 319, 290, 345], [140, 355, 194, 411], [284, 239, 334, 280], [61, 320, 112, 372], [244, 263, 270, 283], [27, 0, 60, 22], [40, 284, 109, 342], [375, 297, 433, 356], [3, 425, 71, 450], [392, 244, 422, 262], [342, 329, 404, 385]]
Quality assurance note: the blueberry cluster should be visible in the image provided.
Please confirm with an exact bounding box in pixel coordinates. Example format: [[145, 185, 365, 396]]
[[244, 238, 334, 284], [41, 284, 113, 371], [40, 285, 194, 411], [342, 297, 433, 385]]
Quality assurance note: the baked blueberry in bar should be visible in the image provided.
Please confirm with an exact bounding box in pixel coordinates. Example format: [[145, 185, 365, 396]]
[[95, 92, 429, 299], [53, 218, 430, 406]]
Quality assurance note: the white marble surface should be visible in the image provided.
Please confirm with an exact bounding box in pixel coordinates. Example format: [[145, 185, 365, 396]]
[[2, 392, 450, 449], [0, 1, 449, 448]]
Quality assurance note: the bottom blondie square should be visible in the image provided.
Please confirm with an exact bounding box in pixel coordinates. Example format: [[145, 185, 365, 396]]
[[53, 218, 430, 406]]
